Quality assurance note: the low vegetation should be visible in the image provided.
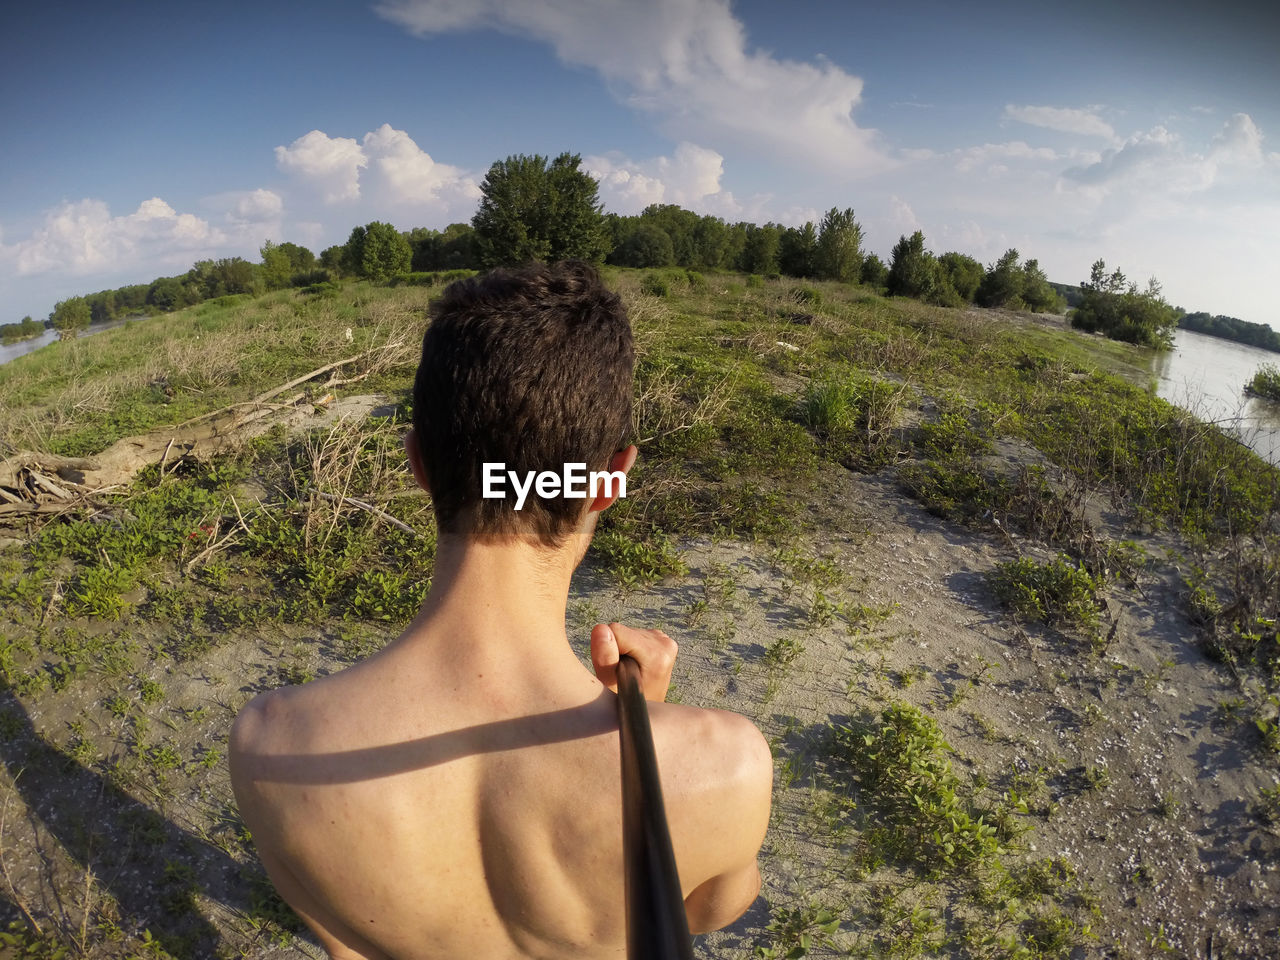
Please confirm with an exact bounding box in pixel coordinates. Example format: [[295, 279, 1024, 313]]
[[1245, 363, 1280, 401], [2, 267, 1278, 958]]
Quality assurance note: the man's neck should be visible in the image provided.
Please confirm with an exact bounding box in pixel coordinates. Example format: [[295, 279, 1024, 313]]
[[396, 532, 595, 687]]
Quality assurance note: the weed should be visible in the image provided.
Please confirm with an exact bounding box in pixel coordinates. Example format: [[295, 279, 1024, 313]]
[[988, 554, 1102, 636], [1251, 784, 1280, 825], [754, 903, 839, 959]]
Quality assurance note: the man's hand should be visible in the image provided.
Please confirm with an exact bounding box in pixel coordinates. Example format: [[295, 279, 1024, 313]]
[[590, 622, 677, 702]]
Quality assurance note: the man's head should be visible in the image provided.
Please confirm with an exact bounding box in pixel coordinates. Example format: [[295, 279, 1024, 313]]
[[410, 261, 634, 547]]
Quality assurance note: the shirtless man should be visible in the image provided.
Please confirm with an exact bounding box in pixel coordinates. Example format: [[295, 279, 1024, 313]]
[[229, 261, 773, 960]]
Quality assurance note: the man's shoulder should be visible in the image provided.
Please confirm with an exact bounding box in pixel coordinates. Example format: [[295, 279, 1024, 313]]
[[651, 702, 772, 800]]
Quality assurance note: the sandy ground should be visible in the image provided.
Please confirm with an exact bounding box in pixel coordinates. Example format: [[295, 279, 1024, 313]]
[[3, 419, 1278, 959]]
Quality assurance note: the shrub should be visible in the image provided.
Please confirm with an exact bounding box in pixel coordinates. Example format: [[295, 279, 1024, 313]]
[[791, 286, 822, 309], [746, 273, 765, 289], [1245, 364, 1280, 401], [1070, 260, 1177, 348], [290, 269, 332, 288], [387, 271, 438, 287], [987, 555, 1101, 633], [937, 252, 984, 302], [640, 273, 670, 297]]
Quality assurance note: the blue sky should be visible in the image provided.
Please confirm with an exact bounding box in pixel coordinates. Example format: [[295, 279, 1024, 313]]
[[3, 0, 1278, 327]]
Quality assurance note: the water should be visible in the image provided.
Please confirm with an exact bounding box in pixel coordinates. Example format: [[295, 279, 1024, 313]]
[[0, 318, 132, 367], [1150, 328, 1280, 464]]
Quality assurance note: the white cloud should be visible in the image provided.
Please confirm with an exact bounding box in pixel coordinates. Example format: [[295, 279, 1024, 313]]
[[887, 195, 921, 235], [275, 124, 481, 219], [375, 0, 892, 175], [229, 188, 285, 222], [360, 123, 481, 208], [1004, 104, 1116, 140], [1062, 114, 1276, 197], [954, 141, 1058, 174], [585, 142, 737, 215], [275, 130, 367, 203], [7, 197, 225, 277]]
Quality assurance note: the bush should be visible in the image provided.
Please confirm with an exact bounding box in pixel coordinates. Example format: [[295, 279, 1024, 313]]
[[746, 274, 766, 289], [387, 271, 439, 287], [1070, 260, 1177, 348], [640, 274, 670, 297], [937, 252, 984, 302], [860, 253, 889, 288], [1245, 364, 1280, 401], [887, 231, 936, 299], [987, 555, 1101, 633], [291, 269, 332, 288], [612, 223, 675, 268], [791, 286, 822, 309]]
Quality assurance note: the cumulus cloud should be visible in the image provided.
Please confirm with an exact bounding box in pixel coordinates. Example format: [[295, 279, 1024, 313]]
[[375, 0, 891, 174], [275, 124, 480, 216], [228, 188, 285, 222], [275, 130, 367, 203], [360, 124, 481, 207], [585, 142, 737, 215], [7, 197, 225, 277], [1062, 113, 1276, 197], [1004, 104, 1116, 141]]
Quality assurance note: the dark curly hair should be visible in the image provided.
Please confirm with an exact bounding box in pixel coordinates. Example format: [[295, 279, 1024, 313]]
[[412, 261, 634, 545]]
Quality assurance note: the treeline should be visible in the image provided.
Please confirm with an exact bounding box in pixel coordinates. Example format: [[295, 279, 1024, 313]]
[[38, 149, 1199, 351], [0, 316, 45, 345], [1178, 311, 1280, 353]]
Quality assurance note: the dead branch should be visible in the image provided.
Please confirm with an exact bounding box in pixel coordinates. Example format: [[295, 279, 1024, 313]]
[[313, 491, 419, 537]]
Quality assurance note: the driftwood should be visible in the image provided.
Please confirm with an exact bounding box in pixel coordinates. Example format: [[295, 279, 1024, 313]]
[[0, 347, 400, 526]]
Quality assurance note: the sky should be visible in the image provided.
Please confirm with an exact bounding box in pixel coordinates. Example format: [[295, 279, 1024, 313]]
[[2, 0, 1278, 327]]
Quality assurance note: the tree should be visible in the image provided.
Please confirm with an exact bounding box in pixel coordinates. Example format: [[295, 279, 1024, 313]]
[[409, 223, 479, 271], [815, 207, 863, 283], [778, 222, 818, 277], [147, 277, 187, 311], [975, 249, 1026, 308], [50, 296, 90, 339], [261, 240, 317, 289], [860, 254, 889, 288], [1071, 259, 1178, 348], [1020, 259, 1062, 312], [472, 152, 609, 266], [738, 224, 781, 275], [342, 222, 412, 282], [319, 245, 346, 275], [937, 252, 984, 302], [638, 205, 701, 266], [886, 231, 938, 299], [611, 223, 675, 268]]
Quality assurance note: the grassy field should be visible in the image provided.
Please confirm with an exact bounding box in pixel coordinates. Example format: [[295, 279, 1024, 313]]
[[1, 269, 1277, 958]]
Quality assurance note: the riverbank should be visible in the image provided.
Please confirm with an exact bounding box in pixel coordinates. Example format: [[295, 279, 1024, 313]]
[[1, 271, 1277, 958]]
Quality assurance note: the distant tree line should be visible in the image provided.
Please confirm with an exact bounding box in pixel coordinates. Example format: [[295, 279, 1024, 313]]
[[0, 315, 45, 345], [1178, 311, 1280, 353], [34, 149, 1259, 353]]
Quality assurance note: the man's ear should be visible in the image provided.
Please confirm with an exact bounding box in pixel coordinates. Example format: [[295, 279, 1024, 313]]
[[587, 444, 638, 514], [404, 428, 431, 494]]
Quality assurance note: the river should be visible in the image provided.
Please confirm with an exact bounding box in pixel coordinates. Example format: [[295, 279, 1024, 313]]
[[1151, 328, 1280, 464], [0, 317, 133, 366]]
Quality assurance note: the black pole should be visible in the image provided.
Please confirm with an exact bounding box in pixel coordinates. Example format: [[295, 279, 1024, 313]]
[[616, 654, 696, 960]]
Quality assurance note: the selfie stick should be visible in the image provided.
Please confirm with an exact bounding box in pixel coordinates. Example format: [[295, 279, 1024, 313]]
[[616, 654, 695, 960]]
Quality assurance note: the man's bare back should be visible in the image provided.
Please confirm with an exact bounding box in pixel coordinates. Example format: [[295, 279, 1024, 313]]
[[230, 263, 772, 958], [231, 570, 771, 960]]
